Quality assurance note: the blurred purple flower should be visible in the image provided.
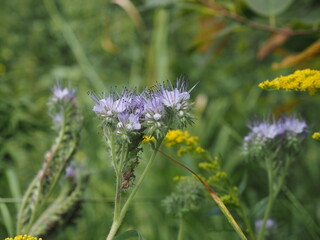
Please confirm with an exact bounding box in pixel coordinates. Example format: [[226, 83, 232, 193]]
[[245, 122, 280, 142], [255, 219, 276, 232], [53, 85, 75, 100], [65, 165, 76, 178], [278, 117, 307, 134]]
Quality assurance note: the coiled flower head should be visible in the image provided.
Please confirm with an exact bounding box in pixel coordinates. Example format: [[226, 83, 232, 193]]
[[243, 116, 307, 159], [89, 77, 196, 141]]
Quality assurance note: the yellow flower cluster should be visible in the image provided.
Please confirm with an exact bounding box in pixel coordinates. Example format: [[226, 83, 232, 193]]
[[198, 161, 218, 170], [312, 132, 320, 141], [259, 69, 320, 95], [173, 176, 188, 181], [142, 135, 156, 143], [206, 171, 228, 183], [220, 192, 240, 207], [165, 130, 206, 156], [5, 235, 42, 240]]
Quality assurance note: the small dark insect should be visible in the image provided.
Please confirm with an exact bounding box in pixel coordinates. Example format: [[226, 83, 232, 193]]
[[121, 168, 135, 189]]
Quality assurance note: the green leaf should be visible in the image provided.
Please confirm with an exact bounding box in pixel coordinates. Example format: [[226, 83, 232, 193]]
[[0, 203, 14, 236], [238, 172, 248, 195], [244, 0, 294, 16], [252, 197, 268, 218], [6, 168, 22, 211], [114, 230, 146, 240]]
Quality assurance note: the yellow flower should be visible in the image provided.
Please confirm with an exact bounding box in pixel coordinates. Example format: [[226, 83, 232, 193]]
[[165, 130, 206, 155], [173, 176, 188, 181], [312, 132, 320, 141], [165, 130, 190, 146], [177, 146, 187, 156], [198, 162, 216, 170], [259, 69, 320, 95], [195, 146, 206, 154], [142, 135, 156, 143], [5, 235, 42, 240]]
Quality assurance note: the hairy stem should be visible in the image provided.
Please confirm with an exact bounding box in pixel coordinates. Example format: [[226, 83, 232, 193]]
[[257, 157, 274, 240], [177, 217, 184, 240], [106, 139, 163, 240]]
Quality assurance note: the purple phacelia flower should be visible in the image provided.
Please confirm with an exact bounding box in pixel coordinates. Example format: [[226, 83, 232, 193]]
[[157, 78, 194, 111], [89, 90, 136, 124], [53, 85, 75, 100], [161, 88, 190, 108], [255, 219, 276, 232], [65, 165, 76, 178], [93, 97, 115, 115], [243, 116, 307, 159], [144, 96, 165, 120], [245, 122, 280, 142], [89, 77, 196, 140], [117, 112, 141, 131], [278, 117, 307, 134]]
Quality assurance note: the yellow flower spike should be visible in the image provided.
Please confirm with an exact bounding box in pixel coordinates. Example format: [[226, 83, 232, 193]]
[[142, 135, 156, 143], [5, 235, 42, 240], [312, 132, 320, 141], [186, 136, 199, 146], [198, 162, 215, 170], [177, 146, 187, 156], [173, 176, 188, 181], [195, 146, 206, 154], [220, 195, 232, 203], [259, 69, 320, 95], [216, 171, 228, 179]]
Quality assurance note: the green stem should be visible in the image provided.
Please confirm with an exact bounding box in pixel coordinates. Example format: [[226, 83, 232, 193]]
[[177, 217, 184, 240], [16, 177, 37, 234], [257, 156, 274, 240], [113, 143, 128, 222], [239, 206, 255, 240], [22, 109, 70, 234], [269, 14, 276, 28], [106, 139, 163, 240]]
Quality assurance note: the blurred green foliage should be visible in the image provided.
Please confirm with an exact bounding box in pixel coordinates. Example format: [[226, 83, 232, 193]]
[[1, 0, 320, 239]]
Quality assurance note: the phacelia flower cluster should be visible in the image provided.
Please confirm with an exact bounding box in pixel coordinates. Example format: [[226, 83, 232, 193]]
[[259, 69, 320, 95], [49, 85, 79, 130], [243, 116, 307, 159], [89, 78, 195, 141]]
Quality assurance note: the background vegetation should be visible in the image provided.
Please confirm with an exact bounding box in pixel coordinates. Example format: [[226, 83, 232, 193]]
[[1, 0, 320, 239]]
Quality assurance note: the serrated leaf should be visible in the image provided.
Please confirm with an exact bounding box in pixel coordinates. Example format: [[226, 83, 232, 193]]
[[244, 0, 294, 16], [114, 230, 146, 240]]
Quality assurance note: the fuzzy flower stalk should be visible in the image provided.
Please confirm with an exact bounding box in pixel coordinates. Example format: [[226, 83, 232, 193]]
[[16, 85, 85, 237], [89, 77, 195, 240], [242, 116, 307, 240]]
